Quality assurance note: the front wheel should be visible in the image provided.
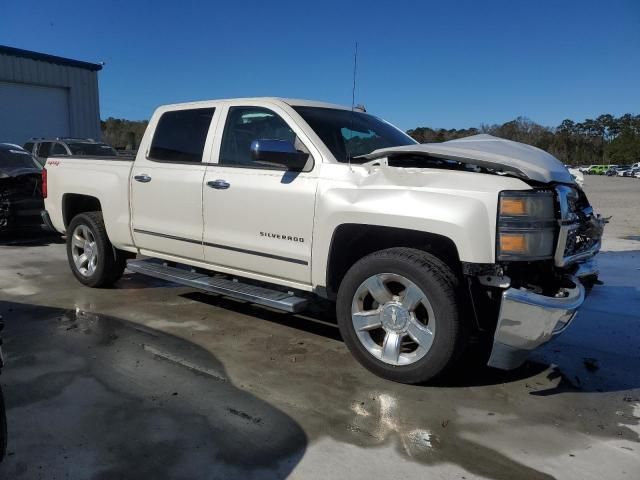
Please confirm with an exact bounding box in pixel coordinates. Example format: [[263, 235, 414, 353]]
[[336, 248, 467, 384], [66, 212, 127, 288]]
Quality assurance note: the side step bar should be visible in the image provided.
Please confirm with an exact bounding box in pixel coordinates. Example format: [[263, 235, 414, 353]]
[[126, 259, 308, 313]]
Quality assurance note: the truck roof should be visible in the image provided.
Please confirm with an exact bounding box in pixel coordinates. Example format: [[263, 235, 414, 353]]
[[158, 97, 352, 111]]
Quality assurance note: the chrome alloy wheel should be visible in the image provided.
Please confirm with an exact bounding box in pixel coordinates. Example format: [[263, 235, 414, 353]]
[[71, 224, 98, 277], [351, 273, 436, 366]]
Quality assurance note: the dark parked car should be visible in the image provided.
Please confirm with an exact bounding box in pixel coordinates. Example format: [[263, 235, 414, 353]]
[[24, 138, 117, 166], [0, 143, 44, 232]]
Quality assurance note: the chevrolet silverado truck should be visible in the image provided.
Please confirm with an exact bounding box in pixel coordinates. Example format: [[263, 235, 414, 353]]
[[42, 98, 604, 384]]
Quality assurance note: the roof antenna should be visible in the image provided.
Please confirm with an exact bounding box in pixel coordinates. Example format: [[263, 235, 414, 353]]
[[348, 41, 358, 170]]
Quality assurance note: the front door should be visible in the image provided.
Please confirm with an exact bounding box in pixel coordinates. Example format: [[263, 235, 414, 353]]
[[202, 105, 318, 285], [131, 106, 217, 261]]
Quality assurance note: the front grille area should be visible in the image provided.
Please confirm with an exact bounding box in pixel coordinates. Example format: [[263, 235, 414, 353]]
[[563, 217, 602, 258], [554, 185, 604, 267]]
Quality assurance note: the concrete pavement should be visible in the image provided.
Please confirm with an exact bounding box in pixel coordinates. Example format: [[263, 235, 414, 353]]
[[0, 231, 638, 479]]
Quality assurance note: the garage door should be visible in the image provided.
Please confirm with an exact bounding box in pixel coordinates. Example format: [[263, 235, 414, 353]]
[[0, 81, 70, 145]]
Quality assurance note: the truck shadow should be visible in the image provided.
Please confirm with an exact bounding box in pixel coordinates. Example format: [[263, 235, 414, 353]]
[[0, 301, 307, 479], [181, 291, 343, 342], [179, 280, 640, 394], [0, 229, 64, 247], [181, 292, 557, 389]]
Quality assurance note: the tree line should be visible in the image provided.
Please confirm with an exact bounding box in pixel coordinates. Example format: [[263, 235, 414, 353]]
[[100, 118, 148, 151], [101, 112, 640, 166], [407, 114, 640, 166]]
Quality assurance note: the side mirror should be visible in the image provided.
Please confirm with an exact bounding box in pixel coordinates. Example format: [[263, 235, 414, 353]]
[[250, 139, 309, 171]]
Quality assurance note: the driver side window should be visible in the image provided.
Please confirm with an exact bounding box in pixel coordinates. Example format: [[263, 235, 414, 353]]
[[219, 106, 304, 168]]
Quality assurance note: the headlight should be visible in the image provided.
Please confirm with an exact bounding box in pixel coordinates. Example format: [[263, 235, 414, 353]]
[[497, 191, 556, 261]]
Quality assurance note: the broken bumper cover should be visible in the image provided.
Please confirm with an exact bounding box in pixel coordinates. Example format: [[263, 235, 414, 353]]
[[487, 275, 585, 370]]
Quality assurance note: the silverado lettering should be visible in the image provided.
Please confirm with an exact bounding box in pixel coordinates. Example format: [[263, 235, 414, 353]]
[[260, 232, 304, 243]]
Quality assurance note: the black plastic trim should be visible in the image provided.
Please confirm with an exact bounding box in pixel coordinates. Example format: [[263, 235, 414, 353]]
[[133, 229, 308, 265]]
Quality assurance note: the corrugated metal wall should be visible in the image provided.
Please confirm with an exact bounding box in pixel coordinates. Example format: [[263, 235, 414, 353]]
[[0, 53, 101, 140]]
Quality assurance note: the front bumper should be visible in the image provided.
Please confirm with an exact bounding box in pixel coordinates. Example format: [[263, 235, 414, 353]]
[[487, 275, 585, 370]]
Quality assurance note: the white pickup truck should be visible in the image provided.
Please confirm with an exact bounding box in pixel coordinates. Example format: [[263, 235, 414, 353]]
[[42, 97, 604, 383]]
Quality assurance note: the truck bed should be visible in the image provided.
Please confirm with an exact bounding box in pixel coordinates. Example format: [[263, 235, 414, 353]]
[[43, 156, 135, 249]]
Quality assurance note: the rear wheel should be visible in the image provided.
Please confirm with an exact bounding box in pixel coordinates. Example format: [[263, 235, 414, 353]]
[[66, 212, 127, 287], [336, 247, 467, 384]]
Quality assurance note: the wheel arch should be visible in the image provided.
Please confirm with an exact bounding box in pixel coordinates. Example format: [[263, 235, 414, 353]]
[[62, 193, 102, 229], [323, 224, 461, 300]]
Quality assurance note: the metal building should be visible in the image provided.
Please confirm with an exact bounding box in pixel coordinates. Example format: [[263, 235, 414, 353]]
[[0, 45, 102, 145]]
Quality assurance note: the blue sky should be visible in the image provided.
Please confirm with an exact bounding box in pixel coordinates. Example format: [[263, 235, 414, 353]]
[[2, 0, 638, 129]]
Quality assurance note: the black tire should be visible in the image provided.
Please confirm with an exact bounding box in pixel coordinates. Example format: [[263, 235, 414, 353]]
[[66, 212, 127, 288], [336, 247, 467, 384]]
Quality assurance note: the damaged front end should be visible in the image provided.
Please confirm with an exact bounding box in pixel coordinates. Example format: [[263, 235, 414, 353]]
[[473, 184, 605, 370], [0, 172, 44, 232]]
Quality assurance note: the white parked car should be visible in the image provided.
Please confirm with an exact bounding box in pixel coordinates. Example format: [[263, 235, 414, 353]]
[[567, 167, 584, 187], [41, 97, 604, 384], [614, 166, 631, 176]]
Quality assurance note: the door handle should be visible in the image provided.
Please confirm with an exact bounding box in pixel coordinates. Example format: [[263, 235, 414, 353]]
[[207, 179, 230, 190], [134, 174, 152, 183]]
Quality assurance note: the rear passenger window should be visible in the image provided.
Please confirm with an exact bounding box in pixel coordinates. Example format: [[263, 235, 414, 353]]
[[149, 108, 215, 163], [52, 143, 67, 155], [38, 142, 52, 158]]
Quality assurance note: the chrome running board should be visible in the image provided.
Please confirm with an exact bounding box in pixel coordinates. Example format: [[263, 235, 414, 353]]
[[126, 259, 308, 313]]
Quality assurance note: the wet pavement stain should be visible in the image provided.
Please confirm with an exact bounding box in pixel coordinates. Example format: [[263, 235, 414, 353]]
[[0, 304, 307, 479]]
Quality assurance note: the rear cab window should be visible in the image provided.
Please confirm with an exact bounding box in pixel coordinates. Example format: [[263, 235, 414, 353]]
[[149, 108, 215, 163]]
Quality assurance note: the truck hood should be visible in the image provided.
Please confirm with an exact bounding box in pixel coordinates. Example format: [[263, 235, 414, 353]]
[[361, 134, 574, 184]]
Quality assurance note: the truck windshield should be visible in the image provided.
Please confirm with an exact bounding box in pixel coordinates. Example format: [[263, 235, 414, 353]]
[[67, 143, 117, 156], [293, 106, 416, 162]]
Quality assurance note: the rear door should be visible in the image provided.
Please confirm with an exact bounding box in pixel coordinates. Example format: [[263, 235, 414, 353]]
[[130, 106, 219, 261]]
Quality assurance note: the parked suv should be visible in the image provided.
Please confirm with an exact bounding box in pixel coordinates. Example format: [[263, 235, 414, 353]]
[[24, 138, 117, 166], [588, 165, 608, 175]]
